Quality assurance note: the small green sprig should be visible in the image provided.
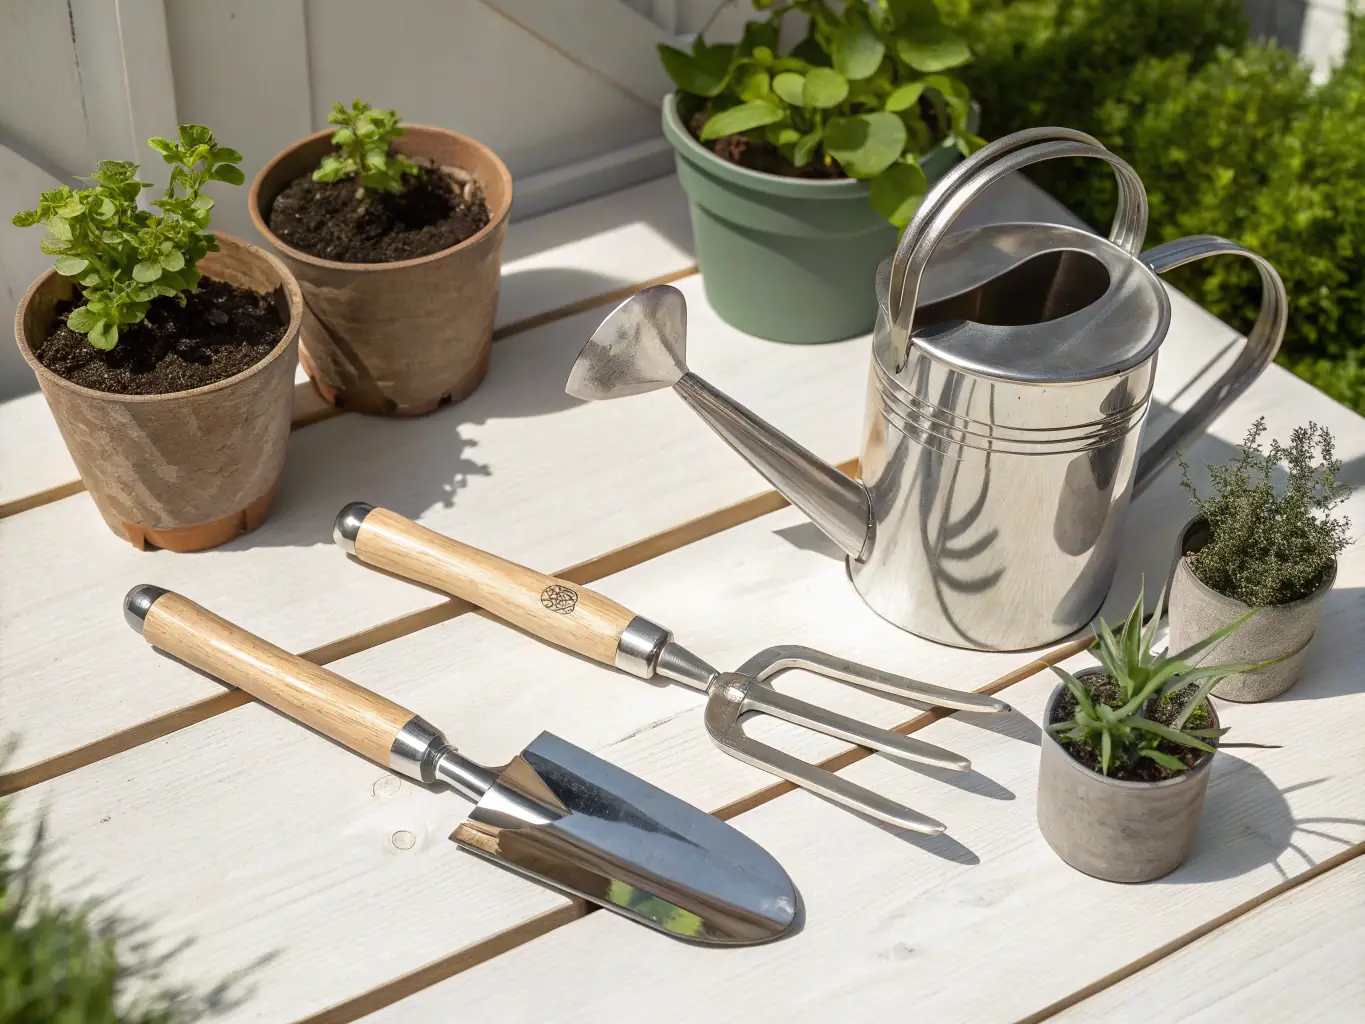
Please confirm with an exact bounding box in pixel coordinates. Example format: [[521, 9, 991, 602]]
[[1180, 418, 1353, 606], [313, 100, 422, 196], [1049, 582, 1267, 777], [660, 0, 983, 226], [11, 125, 242, 350]]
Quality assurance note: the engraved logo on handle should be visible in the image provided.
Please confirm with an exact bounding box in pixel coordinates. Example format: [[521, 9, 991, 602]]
[[540, 584, 578, 614]]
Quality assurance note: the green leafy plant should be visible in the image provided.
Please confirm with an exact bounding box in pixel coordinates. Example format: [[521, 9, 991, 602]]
[[1049, 582, 1264, 777], [313, 99, 422, 197], [11, 125, 242, 350], [659, 0, 983, 225], [0, 806, 209, 1023], [1180, 419, 1353, 607]]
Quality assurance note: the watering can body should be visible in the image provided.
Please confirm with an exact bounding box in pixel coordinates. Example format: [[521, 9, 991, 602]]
[[569, 128, 1287, 652]]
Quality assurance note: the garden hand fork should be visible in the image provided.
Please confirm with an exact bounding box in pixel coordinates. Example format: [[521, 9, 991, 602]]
[[334, 503, 1011, 834]]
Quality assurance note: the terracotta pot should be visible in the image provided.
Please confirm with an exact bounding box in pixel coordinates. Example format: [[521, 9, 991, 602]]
[[1168, 516, 1335, 702], [1036, 672, 1217, 882], [249, 125, 513, 416], [14, 234, 303, 552]]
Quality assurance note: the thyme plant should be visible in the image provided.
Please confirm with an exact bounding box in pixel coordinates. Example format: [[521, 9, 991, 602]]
[[313, 100, 422, 197], [1049, 583, 1264, 777], [1180, 418, 1353, 606], [660, 0, 983, 226], [11, 126, 242, 350]]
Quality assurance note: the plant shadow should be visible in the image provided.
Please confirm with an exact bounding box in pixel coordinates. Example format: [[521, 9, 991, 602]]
[[228, 266, 632, 550], [2, 798, 276, 1021], [1169, 753, 1365, 885]]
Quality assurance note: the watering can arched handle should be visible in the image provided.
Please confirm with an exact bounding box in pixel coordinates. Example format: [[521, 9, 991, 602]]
[[888, 127, 1149, 370], [1131, 236, 1287, 496]]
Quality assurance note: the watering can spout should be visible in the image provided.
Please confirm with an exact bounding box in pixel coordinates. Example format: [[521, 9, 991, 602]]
[[567, 286, 874, 562]]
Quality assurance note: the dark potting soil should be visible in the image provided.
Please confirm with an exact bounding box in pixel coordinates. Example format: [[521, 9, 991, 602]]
[[266, 167, 490, 263], [36, 279, 286, 396], [688, 111, 847, 179], [1051, 675, 1216, 782]]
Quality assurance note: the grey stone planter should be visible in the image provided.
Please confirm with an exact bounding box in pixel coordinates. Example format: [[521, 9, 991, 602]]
[[1036, 672, 1217, 882], [1168, 517, 1335, 702]]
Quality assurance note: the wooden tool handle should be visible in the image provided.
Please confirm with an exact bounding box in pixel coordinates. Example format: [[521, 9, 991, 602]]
[[351, 507, 638, 666], [134, 589, 415, 765]]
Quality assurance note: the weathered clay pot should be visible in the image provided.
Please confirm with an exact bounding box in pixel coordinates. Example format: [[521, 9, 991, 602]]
[[1169, 516, 1335, 702], [1036, 672, 1217, 882], [249, 125, 512, 416], [15, 234, 303, 551]]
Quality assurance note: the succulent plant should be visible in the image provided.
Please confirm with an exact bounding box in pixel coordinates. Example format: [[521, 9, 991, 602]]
[[1049, 582, 1266, 777]]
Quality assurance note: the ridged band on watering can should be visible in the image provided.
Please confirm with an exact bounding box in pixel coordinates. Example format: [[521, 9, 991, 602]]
[[566, 126, 1288, 652], [661, 94, 962, 345]]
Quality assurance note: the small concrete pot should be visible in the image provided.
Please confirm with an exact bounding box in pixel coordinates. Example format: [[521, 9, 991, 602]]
[[14, 234, 302, 551], [250, 125, 512, 416], [1169, 517, 1335, 702], [1036, 672, 1217, 882]]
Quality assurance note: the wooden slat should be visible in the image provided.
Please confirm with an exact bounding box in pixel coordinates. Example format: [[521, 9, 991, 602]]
[[1045, 849, 1365, 1023], [0, 173, 694, 516], [374, 418, 1365, 1022], [3, 331, 1320, 1024]]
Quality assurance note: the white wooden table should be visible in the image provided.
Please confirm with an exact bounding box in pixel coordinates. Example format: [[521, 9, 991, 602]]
[[2, 173, 1361, 1024]]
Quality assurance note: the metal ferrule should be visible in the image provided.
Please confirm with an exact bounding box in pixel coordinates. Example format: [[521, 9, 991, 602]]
[[389, 716, 497, 801], [333, 502, 376, 555], [123, 584, 169, 634], [613, 616, 671, 679]]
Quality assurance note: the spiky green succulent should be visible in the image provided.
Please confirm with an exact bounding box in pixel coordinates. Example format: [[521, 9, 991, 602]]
[[1049, 582, 1268, 776]]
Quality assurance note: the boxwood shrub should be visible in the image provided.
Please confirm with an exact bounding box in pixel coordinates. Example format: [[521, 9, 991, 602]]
[[942, 0, 1365, 415]]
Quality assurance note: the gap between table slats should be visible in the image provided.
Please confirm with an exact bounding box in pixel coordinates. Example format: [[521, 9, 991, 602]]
[[0, 454, 849, 796], [289, 629, 1100, 1024], [1019, 840, 1365, 1023], [0, 266, 697, 522]]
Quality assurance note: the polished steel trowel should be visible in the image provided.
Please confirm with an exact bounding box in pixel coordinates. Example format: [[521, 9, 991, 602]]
[[123, 585, 797, 945]]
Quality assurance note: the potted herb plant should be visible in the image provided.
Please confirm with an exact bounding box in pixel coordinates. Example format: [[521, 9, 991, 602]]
[[12, 127, 303, 552], [1037, 583, 1263, 883], [250, 100, 513, 416], [659, 0, 982, 343], [1171, 419, 1353, 702]]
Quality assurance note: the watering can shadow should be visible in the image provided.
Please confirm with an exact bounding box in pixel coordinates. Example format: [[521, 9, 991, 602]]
[[566, 128, 1287, 652]]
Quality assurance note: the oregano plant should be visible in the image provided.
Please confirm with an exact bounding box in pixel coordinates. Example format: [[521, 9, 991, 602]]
[[313, 99, 422, 197], [11, 125, 243, 350], [660, 0, 983, 226]]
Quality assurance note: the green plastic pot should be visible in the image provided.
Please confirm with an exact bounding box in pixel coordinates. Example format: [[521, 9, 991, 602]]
[[662, 94, 963, 344]]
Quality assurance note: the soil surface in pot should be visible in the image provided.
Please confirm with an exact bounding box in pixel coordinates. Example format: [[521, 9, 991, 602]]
[[1051, 675, 1216, 782], [266, 167, 490, 263], [37, 279, 286, 396], [688, 111, 848, 180]]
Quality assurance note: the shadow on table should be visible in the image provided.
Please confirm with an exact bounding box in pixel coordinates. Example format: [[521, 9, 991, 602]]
[[2, 806, 278, 1020], [1268, 585, 1364, 702], [1170, 753, 1364, 885], [814, 795, 981, 866], [224, 267, 631, 550]]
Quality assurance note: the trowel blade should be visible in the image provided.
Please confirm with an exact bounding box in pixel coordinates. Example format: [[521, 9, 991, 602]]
[[451, 731, 797, 945]]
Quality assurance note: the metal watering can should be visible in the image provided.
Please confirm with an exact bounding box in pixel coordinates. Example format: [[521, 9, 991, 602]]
[[567, 128, 1287, 651]]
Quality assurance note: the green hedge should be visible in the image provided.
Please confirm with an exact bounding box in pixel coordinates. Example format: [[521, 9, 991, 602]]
[[942, 0, 1365, 415]]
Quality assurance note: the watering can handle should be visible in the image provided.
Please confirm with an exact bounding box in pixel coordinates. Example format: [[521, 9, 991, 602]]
[[888, 127, 1149, 370], [1131, 236, 1287, 496]]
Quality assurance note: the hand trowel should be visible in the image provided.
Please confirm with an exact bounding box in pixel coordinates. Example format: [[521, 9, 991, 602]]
[[123, 585, 797, 945]]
